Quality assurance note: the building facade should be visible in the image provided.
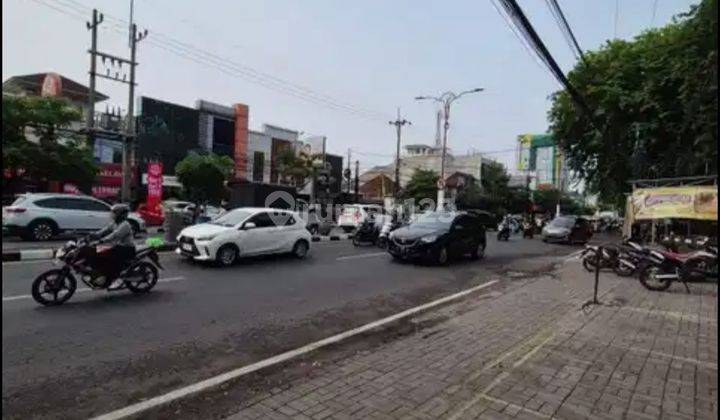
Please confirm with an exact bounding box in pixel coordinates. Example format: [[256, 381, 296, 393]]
[[516, 134, 569, 191]]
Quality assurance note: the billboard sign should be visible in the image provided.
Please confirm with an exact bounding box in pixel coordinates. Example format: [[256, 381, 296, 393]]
[[629, 186, 718, 221]]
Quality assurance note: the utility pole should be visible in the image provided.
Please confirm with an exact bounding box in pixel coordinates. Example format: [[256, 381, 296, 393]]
[[345, 148, 352, 194], [85, 8, 147, 203], [85, 9, 103, 140], [416, 88, 484, 210], [124, 23, 148, 202], [388, 107, 410, 200], [354, 160, 360, 200]]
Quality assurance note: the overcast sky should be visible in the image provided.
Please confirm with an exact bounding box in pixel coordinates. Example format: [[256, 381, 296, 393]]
[[3, 0, 696, 173]]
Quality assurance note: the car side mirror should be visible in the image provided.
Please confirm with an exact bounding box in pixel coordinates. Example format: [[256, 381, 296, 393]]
[[243, 222, 257, 230]]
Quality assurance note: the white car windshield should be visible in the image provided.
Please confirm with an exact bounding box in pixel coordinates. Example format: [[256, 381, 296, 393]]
[[210, 210, 254, 227]]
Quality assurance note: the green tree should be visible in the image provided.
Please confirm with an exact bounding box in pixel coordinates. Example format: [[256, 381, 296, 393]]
[[175, 153, 234, 221], [481, 161, 510, 198], [2, 95, 98, 192], [548, 0, 717, 209], [402, 169, 439, 208]]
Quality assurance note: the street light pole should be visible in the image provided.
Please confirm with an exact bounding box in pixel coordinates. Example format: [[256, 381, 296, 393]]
[[416, 88, 484, 210]]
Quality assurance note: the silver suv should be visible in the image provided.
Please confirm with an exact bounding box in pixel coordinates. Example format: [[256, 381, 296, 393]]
[[2, 193, 146, 241]]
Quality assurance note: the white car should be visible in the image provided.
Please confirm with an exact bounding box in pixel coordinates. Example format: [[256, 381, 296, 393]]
[[337, 204, 389, 233], [175, 207, 312, 266], [2, 193, 146, 241]]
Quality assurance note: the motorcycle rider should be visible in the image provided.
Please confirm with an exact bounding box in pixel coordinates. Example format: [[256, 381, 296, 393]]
[[498, 215, 512, 240], [89, 204, 136, 287]]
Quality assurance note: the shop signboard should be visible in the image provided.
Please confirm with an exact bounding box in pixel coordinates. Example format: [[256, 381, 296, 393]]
[[630, 186, 718, 221]]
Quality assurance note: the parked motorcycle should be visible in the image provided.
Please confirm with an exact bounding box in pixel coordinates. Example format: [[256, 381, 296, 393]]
[[581, 245, 620, 272], [613, 241, 651, 277], [352, 218, 380, 246], [31, 238, 164, 306], [637, 241, 718, 292]]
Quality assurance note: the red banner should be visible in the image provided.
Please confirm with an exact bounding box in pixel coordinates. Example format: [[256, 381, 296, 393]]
[[146, 162, 163, 211]]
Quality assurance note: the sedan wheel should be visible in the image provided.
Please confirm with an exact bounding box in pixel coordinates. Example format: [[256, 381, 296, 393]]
[[472, 242, 486, 260], [436, 246, 449, 265], [293, 240, 309, 258], [217, 245, 238, 266]]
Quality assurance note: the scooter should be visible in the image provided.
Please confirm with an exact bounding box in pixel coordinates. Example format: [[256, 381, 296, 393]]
[[497, 222, 511, 241], [352, 218, 380, 246], [31, 237, 164, 306]]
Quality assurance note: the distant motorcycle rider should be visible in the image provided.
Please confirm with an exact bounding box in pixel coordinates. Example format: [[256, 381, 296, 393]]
[[89, 204, 136, 287]]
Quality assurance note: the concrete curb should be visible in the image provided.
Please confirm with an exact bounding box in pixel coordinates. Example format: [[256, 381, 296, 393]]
[[311, 234, 353, 242], [2, 243, 178, 262], [2, 249, 54, 262]]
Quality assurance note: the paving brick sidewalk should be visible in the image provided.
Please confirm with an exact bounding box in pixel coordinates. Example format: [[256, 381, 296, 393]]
[[225, 261, 718, 420]]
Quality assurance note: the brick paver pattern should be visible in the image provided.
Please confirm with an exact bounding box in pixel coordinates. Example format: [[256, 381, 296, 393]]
[[226, 262, 718, 420]]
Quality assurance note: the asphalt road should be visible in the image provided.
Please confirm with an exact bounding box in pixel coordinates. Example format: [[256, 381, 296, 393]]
[[2, 234, 589, 419]]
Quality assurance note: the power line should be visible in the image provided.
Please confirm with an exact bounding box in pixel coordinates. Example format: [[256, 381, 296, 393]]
[[495, 0, 597, 130], [489, 0, 549, 71], [651, 0, 660, 25], [545, 0, 587, 64], [35, 0, 393, 123]]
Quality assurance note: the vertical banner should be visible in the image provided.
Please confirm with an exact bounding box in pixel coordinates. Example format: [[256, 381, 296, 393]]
[[233, 104, 249, 181], [146, 162, 163, 211]]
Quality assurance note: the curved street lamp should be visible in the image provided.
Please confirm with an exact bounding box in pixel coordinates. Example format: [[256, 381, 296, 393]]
[[415, 88, 484, 209]]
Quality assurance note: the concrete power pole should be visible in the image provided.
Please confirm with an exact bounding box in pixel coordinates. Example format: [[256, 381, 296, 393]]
[[86, 8, 147, 202], [123, 24, 147, 202], [85, 9, 103, 142], [345, 148, 352, 194], [388, 108, 410, 200]]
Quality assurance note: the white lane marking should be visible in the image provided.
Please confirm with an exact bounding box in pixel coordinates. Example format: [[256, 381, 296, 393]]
[[1, 276, 185, 302], [335, 252, 388, 261], [89, 279, 500, 420]]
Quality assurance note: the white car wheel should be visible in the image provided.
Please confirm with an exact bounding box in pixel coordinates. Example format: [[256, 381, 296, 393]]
[[293, 240, 309, 258], [217, 245, 238, 266]]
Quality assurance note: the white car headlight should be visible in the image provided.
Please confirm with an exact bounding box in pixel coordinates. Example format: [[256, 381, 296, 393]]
[[195, 234, 217, 242], [420, 235, 437, 243]]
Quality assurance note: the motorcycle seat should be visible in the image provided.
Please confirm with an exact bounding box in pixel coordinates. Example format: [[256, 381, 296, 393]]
[[661, 251, 698, 262]]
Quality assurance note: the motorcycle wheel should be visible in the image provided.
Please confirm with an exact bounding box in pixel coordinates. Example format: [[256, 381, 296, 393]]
[[124, 262, 159, 294], [638, 265, 673, 291], [352, 236, 361, 246], [613, 259, 635, 277], [31, 269, 77, 306]]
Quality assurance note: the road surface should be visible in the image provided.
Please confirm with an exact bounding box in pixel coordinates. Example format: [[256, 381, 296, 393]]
[[2, 235, 588, 419]]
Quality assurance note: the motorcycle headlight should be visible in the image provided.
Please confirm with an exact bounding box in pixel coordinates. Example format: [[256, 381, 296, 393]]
[[420, 235, 437, 243], [55, 248, 66, 258]]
